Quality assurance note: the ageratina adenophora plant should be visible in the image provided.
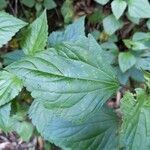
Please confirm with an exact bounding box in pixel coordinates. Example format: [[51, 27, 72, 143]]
[[0, 1, 150, 149]]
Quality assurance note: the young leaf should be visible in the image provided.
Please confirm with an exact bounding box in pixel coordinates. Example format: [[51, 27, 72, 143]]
[[6, 36, 119, 122], [103, 15, 123, 35], [43, 0, 56, 10], [61, 0, 74, 24], [0, 12, 27, 48], [128, 0, 150, 18], [118, 51, 136, 72], [21, 10, 48, 55], [111, 0, 127, 19], [21, 0, 35, 8], [0, 71, 23, 106], [29, 101, 119, 150], [123, 39, 150, 51], [48, 17, 85, 47], [120, 89, 150, 149]]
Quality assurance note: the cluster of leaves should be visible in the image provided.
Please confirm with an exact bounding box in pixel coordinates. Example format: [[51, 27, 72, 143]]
[[0, 0, 150, 149]]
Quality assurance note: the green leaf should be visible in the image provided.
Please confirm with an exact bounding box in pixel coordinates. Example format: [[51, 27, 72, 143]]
[[126, 12, 140, 24], [144, 71, 150, 89], [128, 0, 150, 18], [123, 33, 150, 51], [120, 89, 150, 149], [61, 0, 74, 24], [0, 103, 33, 141], [13, 121, 33, 141], [0, 103, 11, 132], [132, 32, 150, 41], [88, 10, 103, 24], [2, 50, 25, 66], [56, 35, 115, 65], [129, 68, 144, 82], [29, 101, 119, 150], [6, 36, 119, 122], [136, 56, 150, 71], [0, 71, 23, 106], [48, 17, 85, 47], [35, 3, 43, 16], [111, 0, 127, 19], [136, 50, 150, 71], [117, 66, 144, 85], [21, 0, 35, 8], [21, 10, 48, 55], [43, 0, 56, 10], [123, 39, 150, 51], [119, 51, 136, 72], [103, 15, 123, 35], [94, 0, 110, 5], [0, 12, 27, 48]]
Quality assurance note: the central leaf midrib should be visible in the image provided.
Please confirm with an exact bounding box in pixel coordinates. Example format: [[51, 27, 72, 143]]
[[14, 66, 118, 86]]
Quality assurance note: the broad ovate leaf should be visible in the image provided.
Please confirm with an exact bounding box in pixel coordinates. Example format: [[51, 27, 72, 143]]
[[29, 101, 119, 150], [0, 71, 23, 106], [21, 10, 48, 55], [118, 51, 136, 72], [111, 0, 127, 19], [7, 36, 119, 122], [48, 17, 85, 47], [120, 89, 150, 149], [0, 12, 27, 48], [103, 15, 123, 35], [128, 0, 150, 18]]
